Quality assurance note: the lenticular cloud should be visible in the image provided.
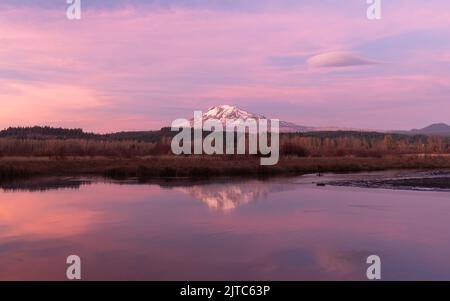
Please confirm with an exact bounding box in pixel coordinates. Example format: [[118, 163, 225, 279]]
[[307, 52, 376, 67]]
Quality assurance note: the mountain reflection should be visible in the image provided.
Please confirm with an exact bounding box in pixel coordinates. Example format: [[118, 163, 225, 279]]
[[0, 176, 295, 211], [177, 180, 293, 211]]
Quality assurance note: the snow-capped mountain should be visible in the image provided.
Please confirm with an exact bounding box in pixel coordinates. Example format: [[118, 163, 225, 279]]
[[201, 105, 266, 123], [176, 104, 373, 133], [183, 105, 310, 132]]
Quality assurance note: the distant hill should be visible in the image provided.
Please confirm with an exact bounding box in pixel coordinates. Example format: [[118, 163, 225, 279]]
[[0, 126, 93, 139], [0, 126, 415, 144], [105, 128, 174, 142], [0, 126, 172, 142], [398, 123, 450, 136], [2, 123, 448, 143]]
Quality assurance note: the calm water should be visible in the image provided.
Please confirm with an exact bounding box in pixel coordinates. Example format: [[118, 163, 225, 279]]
[[1, 172, 450, 280]]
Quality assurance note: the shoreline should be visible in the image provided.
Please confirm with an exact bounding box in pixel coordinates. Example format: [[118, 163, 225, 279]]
[[2, 155, 450, 181]]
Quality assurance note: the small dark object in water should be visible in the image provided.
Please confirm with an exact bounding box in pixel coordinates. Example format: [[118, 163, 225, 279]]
[[317, 183, 326, 187]]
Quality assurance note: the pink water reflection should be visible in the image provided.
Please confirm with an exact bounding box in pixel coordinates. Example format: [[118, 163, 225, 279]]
[[1, 176, 450, 280]]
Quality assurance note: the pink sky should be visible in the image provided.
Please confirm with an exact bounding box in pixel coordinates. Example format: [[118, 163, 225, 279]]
[[0, 1, 450, 132]]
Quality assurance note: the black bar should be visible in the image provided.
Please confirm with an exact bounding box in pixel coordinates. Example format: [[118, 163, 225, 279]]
[[1, 281, 449, 300]]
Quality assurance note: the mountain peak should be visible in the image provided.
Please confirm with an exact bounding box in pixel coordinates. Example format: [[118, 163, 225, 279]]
[[203, 105, 265, 121], [181, 104, 314, 132], [178, 105, 382, 133]]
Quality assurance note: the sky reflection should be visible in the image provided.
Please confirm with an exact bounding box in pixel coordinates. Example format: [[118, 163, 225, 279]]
[[1, 176, 450, 280]]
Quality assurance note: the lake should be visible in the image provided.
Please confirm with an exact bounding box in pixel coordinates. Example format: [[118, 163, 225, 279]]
[[1, 171, 450, 280]]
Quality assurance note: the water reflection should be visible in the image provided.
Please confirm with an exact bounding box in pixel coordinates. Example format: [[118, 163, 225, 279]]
[[1, 174, 450, 280], [177, 180, 294, 211], [0, 177, 296, 212], [0, 177, 90, 192]]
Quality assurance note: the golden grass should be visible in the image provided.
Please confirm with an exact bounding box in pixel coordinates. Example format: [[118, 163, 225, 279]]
[[2, 155, 450, 180], [1, 135, 450, 180]]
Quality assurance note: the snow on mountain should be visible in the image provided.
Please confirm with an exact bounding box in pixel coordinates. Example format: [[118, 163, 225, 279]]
[[175, 104, 373, 133], [201, 105, 266, 123], [173, 105, 449, 135], [182, 105, 308, 132]]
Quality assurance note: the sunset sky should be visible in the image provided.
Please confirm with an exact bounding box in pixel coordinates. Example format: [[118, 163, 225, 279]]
[[1, 0, 449, 132]]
